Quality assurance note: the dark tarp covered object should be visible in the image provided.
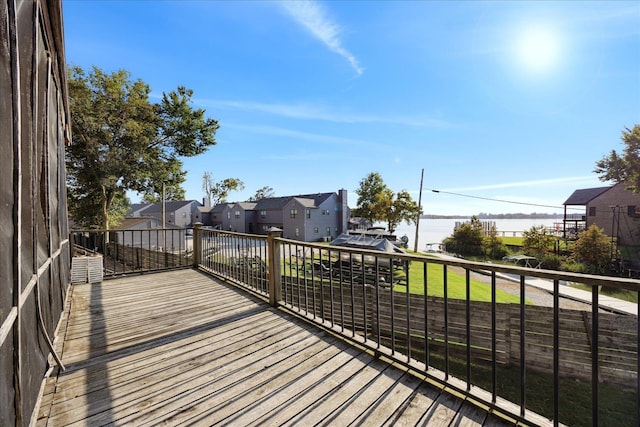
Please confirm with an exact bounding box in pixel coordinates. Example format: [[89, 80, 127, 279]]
[[330, 233, 408, 271], [331, 233, 407, 255], [1, 1, 70, 425]]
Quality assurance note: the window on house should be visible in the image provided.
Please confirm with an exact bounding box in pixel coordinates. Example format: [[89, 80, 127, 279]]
[[314, 227, 319, 233], [182, 212, 187, 218], [235, 210, 240, 218], [295, 228, 300, 236], [227, 212, 230, 219], [260, 210, 266, 218], [589, 206, 596, 216], [290, 209, 298, 218], [326, 227, 331, 236], [306, 209, 311, 219]]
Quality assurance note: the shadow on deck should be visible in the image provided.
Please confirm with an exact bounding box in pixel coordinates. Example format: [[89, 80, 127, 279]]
[[37, 269, 515, 426]]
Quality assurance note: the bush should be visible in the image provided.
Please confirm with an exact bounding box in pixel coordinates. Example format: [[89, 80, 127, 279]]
[[540, 253, 562, 270], [561, 260, 588, 273], [487, 244, 509, 260], [443, 237, 483, 256], [573, 225, 612, 274]]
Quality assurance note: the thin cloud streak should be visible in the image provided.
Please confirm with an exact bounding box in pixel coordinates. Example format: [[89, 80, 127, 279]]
[[444, 176, 601, 192], [197, 98, 452, 128], [226, 123, 389, 150], [279, 0, 364, 76]]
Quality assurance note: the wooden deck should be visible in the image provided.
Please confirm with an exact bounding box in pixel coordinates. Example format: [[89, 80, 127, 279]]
[[37, 269, 515, 426]]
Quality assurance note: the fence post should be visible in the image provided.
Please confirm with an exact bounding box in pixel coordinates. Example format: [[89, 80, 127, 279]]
[[193, 222, 202, 269], [267, 227, 282, 307]]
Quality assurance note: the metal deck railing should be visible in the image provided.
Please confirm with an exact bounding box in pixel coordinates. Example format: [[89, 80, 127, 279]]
[[70, 228, 191, 277], [193, 227, 639, 427]]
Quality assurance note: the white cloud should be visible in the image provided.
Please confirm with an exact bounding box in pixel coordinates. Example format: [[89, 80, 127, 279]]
[[444, 176, 600, 192], [278, 0, 364, 76], [197, 98, 452, 128], [225, 123, 388, 149]]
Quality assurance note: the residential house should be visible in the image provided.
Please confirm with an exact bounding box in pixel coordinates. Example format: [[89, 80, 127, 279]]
[[194, 205, 210, 225], [111, 217, 185, 251], [229, 202, 258, 233], [125, 200, 202, 228], [127, 202, 153, 217], [564, 182, 640, 246], [207, 202, 233, 230], [205, 189, 350, 242]]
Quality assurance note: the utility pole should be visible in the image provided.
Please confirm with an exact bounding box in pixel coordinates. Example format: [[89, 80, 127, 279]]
[[414, 168, 424, 252], [162, 182, 166, 229]]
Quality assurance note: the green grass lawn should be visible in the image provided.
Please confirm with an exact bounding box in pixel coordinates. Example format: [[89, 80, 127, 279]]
[[501, 236, 523, 246], [398, 261, 522, 303], [284, 250, 524, 305]]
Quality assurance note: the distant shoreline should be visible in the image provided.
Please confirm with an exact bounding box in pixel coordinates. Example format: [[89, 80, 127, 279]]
[[421, 213, 564, 220]]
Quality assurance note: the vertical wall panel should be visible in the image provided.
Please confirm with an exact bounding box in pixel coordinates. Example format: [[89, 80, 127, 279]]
[[1, 0, 17, 423], [1, 1, 70, 425]]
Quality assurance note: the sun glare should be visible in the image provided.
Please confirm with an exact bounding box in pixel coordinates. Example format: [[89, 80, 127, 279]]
[[516, 27, 560, 73]]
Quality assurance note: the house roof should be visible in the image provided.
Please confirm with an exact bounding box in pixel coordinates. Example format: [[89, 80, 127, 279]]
[[112, 217, 158, 230], [127, 203, 152, 216], [563, 186, 611, 205], [291, 197, 318, 208], [211, 202, 232, 213], [235, 202, 258, 210], [253, 192, 334, 210], [139, 200, 201, 214]]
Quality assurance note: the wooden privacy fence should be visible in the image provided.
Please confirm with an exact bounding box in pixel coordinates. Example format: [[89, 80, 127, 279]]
[[282, 279, 638, 385]]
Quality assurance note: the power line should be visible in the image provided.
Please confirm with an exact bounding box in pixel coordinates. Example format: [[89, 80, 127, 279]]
[[429, 189, 582, 211]]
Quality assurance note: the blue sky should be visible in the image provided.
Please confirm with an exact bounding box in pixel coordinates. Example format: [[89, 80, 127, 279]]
[[63, 1, 640, 215]]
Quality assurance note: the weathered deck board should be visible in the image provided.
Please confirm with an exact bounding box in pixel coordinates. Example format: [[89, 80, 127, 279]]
[[37, 269, 514, 426]]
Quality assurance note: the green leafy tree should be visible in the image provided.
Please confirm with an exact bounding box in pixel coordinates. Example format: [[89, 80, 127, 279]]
[[67, 65, 219, 229], [595, 125, 640, 191], [353, 172, 389, 223], [443, 216, 484, 256], [573, 225, 613, 274], [376, 188, 422, 233], [484, 225, 508, 260], [202, 172, 245, 206], [522, 225, 554, 259], [248, 186, 275, 201], [140, 159, 186, 203]]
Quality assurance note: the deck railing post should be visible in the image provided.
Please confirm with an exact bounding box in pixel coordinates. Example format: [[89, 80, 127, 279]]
[[267, 228, 282, 307], [193, 222, 202, 268]]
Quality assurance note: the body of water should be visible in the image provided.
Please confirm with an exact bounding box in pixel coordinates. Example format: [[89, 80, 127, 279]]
[[389, 218, 560, 252]]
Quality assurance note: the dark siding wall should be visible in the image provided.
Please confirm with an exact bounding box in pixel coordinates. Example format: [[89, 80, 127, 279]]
[[0, 1, 70, 425]]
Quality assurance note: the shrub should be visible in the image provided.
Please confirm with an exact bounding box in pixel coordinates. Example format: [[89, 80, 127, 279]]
[[573, 225, 613, 274], [561, 260, 588, 273], [487, 243, 509, 260], [540, 253, 562, 270]]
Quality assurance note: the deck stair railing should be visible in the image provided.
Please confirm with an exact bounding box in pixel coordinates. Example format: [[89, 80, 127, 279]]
[[193, 225, 639, 427]]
